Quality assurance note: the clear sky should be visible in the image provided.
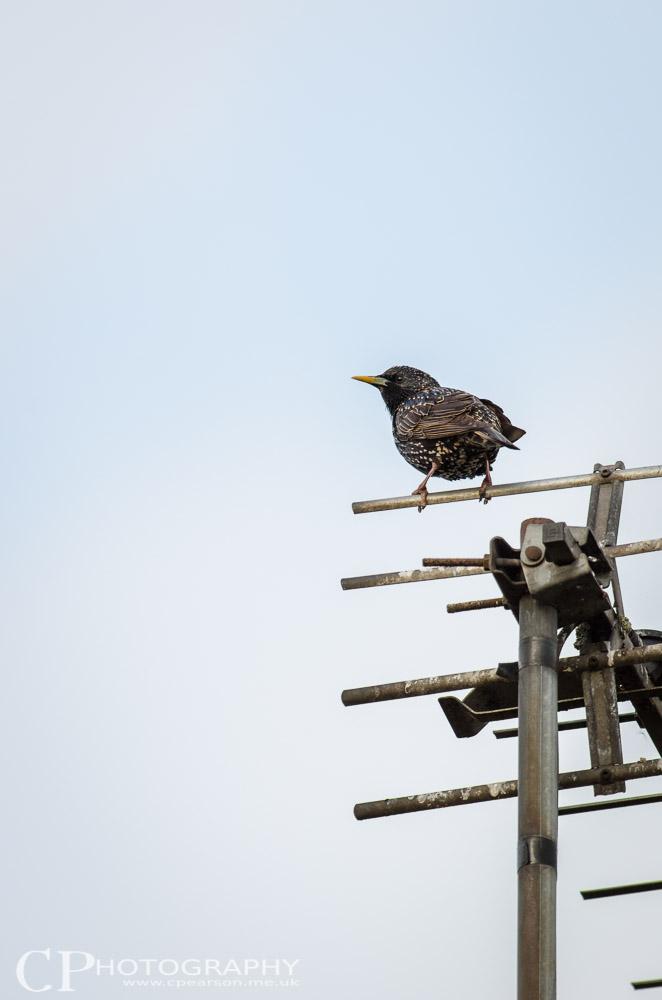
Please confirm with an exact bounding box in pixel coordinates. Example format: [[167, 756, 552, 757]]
[[3, 2, 662, 997]]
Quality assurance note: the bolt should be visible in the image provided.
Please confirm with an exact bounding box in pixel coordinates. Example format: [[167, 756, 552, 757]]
[[600, 768, 612, 782], [587, 655, 600, 668], [524, 545, 543, 563], [600, 467, 612, 478]]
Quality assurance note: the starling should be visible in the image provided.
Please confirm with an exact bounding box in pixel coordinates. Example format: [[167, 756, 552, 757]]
[[353, 365, 525, 509]]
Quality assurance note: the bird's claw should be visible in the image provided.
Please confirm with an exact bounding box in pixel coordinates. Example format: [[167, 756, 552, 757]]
[[412, 486, 428, 513], [478, 482, 491, 504], [479, 463, 492, 504]]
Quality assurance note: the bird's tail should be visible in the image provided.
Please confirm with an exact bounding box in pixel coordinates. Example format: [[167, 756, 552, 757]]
[[479, 398, 526, 445], [475, 427, 520, 451]]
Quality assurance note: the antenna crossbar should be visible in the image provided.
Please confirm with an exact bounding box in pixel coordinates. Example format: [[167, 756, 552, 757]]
[[353, 758, 662, 820], [341, 643, 662, 706], [351, 464, 662, 514]]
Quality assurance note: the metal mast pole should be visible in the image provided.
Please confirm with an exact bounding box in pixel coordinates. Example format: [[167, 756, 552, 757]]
[[517, 594, 559, 1000]]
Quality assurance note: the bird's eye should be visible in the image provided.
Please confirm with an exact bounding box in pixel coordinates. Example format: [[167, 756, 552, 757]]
[[394, 375, 403, 383]]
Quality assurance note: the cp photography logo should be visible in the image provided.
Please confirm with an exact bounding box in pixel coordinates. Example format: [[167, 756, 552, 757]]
[[16, 951, 300, 992]]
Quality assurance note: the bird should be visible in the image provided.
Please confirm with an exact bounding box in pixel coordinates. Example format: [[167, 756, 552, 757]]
[[352, 365, 525, 510]]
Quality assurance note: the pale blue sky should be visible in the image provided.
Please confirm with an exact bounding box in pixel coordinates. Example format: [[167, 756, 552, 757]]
[[3, 2, 662, 997]]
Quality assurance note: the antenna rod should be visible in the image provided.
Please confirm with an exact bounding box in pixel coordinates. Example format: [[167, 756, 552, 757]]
[[341, 642, 662, 706], [353, 758, 662, 819], [341, 537, 662, 591], [351, 464, 662, 514]]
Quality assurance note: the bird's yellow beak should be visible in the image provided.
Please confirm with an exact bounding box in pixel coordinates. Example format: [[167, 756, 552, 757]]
[[352, 375, 388, 387]]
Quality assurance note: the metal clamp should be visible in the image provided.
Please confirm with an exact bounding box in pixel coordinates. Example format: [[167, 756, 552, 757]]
[[517, 836, 558, 872]]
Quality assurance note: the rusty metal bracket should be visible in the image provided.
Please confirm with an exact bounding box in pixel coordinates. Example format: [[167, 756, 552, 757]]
[[518, 522, 613, 628], [579, 462, 626, 794]]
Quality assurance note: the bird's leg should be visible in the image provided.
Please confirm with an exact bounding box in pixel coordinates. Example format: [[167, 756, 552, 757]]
[[478, 457, 492, 504], [412, 462, 440, 512]]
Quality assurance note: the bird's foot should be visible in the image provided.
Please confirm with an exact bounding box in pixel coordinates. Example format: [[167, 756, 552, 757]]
[[412, 462, 440, 512], [478, 459, 493, 504], [412, 485, 428, 513]]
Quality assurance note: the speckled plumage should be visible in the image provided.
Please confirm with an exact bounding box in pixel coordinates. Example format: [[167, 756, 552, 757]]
[[353, 365, 525, 507]]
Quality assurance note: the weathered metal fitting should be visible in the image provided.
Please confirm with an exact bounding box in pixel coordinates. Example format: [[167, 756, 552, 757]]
[[517, 835, 558, 872], [524, 545, 543, 564], [541, 521, 582, 566], [519, 516, 555, 544], [600, 467, 613, 478], [496, 661, 519, 682], [488, 535, 528, 620], [518, 522, 613, 626], [519, 635, 558, 670]]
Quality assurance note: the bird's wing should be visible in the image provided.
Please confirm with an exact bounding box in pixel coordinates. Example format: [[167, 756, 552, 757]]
[[395, 391, 489, 441], [479, 398, 526, 444]]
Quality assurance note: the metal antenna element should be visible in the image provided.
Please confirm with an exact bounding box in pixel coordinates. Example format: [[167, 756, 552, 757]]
[[353, 759, 662, 819], [580, 880, 662, 900], [341, 537, 662, 590], [341, 643, 662, 706], [351, 464, 662, 514], [341, 462, 662, 997], [447, 596, 509, 614], [494, 712, 640, 740], [559, 792, 662, 816]]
